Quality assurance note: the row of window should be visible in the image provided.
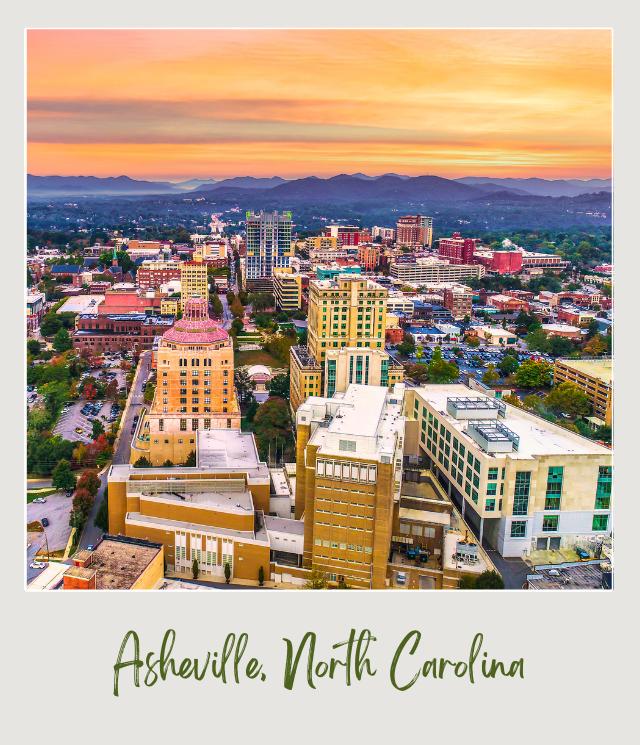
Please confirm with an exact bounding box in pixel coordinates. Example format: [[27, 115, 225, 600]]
[[510, 513, 610, 538], [316, 459, 377, 483]]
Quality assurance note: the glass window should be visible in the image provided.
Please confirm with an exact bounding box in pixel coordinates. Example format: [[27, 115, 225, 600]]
[[488, 467, 498, 481], [510, 521, 527, 538], [487, 483, 497, 496], [542, 515, 559, 532], [592, 514, 609, 531], [485, 498, 495, 512], [513, 472, 531, 515]]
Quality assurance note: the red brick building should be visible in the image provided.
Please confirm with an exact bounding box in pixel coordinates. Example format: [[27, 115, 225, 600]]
[[136, 261, 181, 290], [396, 215, 433, 247], [72, 313, 175, 354], [98, 290, 164, 315], [473, 250, 524, 275], [437, 233, 478, 264], [357, 244, 381, 271]]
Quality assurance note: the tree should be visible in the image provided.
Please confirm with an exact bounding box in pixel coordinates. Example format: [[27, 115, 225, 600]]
[[258, 565, 265, 587], [268, 373, 290, 400], [82, 382, 98, 401], [465, 334, 480, 348], [77, 469, 101, 496], [499, 355, 519, 376], [250, 292, 275, 312], [585, 318, 600, 340], [184, 450, 196, 467], [245, 395, 259, 423], [515, 311, 541, 336], [72, 488, 94, 519], [27, 339, 42, 357], [306, 569, 328, 589], [91, 419, 105, 439], [211, 294, 223, 318], [252, 397, 293, 461], [427, 346, 459, 383], [143, 382, 155, 405], [162, 459, 174, 467], [482, 364, 500, 386], [545, 382, 592, 419], [133, 456, 152, 468], [53, 327, 72, 353], [52, 459, 76, 491], [582, 334, 608, 356], [474, 571, 505, 589], [406, 363, 429, 384], [235, 368, 255, 404], [525, 329, 550, 353], [230, 318, 244, 336], [94, 496, 108, 531], [396, 331, 415, 356], [230, 298, 244, 319], [40, 313, 62, 337], [514, 360, 553, 388], [548, 335, 575, 357], [224, 562, 231, 584], [192, 558, 200, 580]]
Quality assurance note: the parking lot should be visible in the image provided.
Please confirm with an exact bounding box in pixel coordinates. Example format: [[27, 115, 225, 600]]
[[53, 399, 121, 444], [27, 492, 73, 554]]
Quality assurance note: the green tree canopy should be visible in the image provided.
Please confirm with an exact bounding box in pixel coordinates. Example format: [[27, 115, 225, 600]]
[[52, 459, 76, 491], [514, 360, 553, 388], [545, 382, 592, 419]]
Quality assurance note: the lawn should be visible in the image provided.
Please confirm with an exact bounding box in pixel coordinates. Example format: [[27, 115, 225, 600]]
[[235, 349, 288, 369], [27, 488, 59, 503]]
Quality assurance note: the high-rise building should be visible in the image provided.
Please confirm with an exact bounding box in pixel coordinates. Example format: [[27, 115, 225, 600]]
[[245, 210, 293, 290], [131, 297, 240, 466], [289, 275, 402, 413], [438, 232, 478, 264], [357, 244, 381, 271], [295, 384, 406, 588], [137, 260, 181, 291], [396, 215, 433, 248], [323, 347, 404, 397], [442, 286, 474, 320], [179, 258, 209, 311]]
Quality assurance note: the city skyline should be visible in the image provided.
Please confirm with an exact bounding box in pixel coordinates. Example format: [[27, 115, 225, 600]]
[[27, 29, 611, 181]]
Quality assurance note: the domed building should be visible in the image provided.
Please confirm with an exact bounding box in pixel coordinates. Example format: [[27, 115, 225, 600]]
[[131, 297, 240, 465]]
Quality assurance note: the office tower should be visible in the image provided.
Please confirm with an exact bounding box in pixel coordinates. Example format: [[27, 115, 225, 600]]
[[245, 210, 293, 290], [180, 258, 209, 311], [437, 232, 478, 264]]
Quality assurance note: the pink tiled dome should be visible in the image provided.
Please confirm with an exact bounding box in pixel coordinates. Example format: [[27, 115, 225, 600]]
[[162, 297, 229, 344]]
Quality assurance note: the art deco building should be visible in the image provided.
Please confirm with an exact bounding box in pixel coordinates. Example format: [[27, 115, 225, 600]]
[[179, 258, 209, 311], [131, 297, 240, 466]]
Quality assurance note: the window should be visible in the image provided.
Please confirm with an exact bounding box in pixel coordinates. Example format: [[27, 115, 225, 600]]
[[487, 483, 497, 496], [544, 496, 561, 511], [179, 419, 187, 431], [542, 515, 559, 532], [513, 472, 531, 515], [592, 514, 609, 531], [485, 498, 495, 512], [545, 466, 563, 507], [488, 467, 498, 481], [510, 521, 527, 538], [595, 465, 612, 509]]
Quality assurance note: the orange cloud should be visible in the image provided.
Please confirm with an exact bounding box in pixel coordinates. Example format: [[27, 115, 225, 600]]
[[27, 29, 611, 179]]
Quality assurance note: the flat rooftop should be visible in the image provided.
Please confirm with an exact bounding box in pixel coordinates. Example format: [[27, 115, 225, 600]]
[[556, 357, 612, 384], [527, 562, 611, 590], [125, 512, 269, 544], [413, 384, 611, 458], [197, 429, 266, 475], [139, 486, 254, 514], [87, 536, 162, 590], [56, 295, 104, 314]]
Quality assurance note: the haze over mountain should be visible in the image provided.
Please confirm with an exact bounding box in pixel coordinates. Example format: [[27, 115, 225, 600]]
[[28, 172, 611, 201]]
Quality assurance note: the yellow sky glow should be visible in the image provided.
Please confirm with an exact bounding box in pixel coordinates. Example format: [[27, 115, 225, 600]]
[[27, 29, 612, 180]]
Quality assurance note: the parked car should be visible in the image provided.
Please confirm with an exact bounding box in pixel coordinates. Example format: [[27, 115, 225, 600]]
[[32, 497, 47, 504], [30, 561, 46, 570], [41, 517, 50, 528], [396, 572, 407, 586]]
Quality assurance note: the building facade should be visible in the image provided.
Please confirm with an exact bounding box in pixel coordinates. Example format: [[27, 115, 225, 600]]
[[137, 261, 181, 291], [295, 385, 406, 588], [131, 297, 240, 466], [442, 287, 473, 319], [396, 215, 433, 248], [245, 210, 293, 288], [273, 268, 303, 311], [553, 358, 612, 426], [72, 313, 174, 353], [437, 233, 478, 264], [179, 259, 209, 311], [403, 385, 612, 558], [390, 257, 485, 284]]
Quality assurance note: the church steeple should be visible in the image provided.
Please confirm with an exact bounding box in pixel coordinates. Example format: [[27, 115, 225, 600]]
[[112, 246, 118, 267]]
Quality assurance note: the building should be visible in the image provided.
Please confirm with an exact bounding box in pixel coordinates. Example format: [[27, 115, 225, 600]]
[[386, 294, 415, 318], [437, 233, 478, 264], [553, 357, 612, 425], [314, 264, 362, 281], [469, 325, 518, 347], [295, 384, 406, 588], [72, 313, 174, 354], [160, 298, 179, 316], [323, 347, 404, 398], [357, 244, 381, 271], [487, 293, 530, 313], [322, 225, 367, 246], [131, 297, 241, 466], [371, 226, 396, 241], [245, 210, 293, 290], [98, 289, 163, 315], [307, 276, 387, 364], [180, 259, 209, 311], [442, 286, 473, 319], [390, 257, 485, 284], [110, 431, 274, 582], [137, 260, 181, 291], [63, 535, 164, 590], [193, 240, 227, 262], [305, 235, 340, 253], [541, 323, 584, 340], [273, 268, 302, 311], [520, 251, 569, 272], [557, 306, 598, 327], [473, 250, 524, 275], [403, 384, 612, 558], [396, 215, 433, 248], [26, 291, 45, 334]]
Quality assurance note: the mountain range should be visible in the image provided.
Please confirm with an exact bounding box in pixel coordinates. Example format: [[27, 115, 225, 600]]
[[27, 172, 611, 200]]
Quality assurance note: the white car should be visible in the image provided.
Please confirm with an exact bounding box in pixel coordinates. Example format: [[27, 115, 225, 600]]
[[396, 572, 407, 586], [30, 561, 46, 570], [32, 497, 47, 504]]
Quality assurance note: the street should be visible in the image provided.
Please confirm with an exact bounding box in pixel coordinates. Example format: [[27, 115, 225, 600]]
[[77, 350, 152, 551]]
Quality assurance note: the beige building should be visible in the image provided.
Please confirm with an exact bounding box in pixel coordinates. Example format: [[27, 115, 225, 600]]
[[554, 357, 612, 426], [324, 347, 404, 398], [390, 257, 485, 284], [290, 276, 402, 413], [179, 258, 209, 311], [273, 268, 302, 311], [295, 385, 406, 588], [403, 384, 612, 558], [131, 297, 240, 466]]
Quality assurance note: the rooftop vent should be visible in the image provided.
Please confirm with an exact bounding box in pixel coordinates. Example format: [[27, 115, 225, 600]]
[[467, 420, 519, 453], [446, 396, 505, 420]]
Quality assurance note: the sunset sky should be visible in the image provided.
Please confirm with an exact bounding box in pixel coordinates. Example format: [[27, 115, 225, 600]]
[[27, 29, 612, 181]]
